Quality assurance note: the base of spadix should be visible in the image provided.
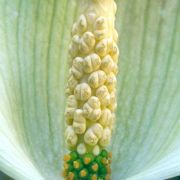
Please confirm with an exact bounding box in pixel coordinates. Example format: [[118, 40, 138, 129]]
[[62, 149, 112, 180]]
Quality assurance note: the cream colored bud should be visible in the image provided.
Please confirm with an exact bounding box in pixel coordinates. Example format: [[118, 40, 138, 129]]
[[95, 39, 107, 57], [84, 123, 103, 146], [109, 102, 117, 112], [77, 14, 87, 33], [69, 43, 77, 58], [79, 32, 95, 54], [66, 95, 77, 108], [113, 63, 118, 75], [73, 109, 86, 134], [65, 126, 78, 147], [83, 53, 101, 73], [110, 42, 119, 62], [66, 118, 73, 125], [99, 108, 112, 127], [93, 145, 100, 156], [86, 12, 97, 24], [86, 96, 101, 108], [72, 34, 80, 44], [92, 123, 103, 139], [67, 75, 78, 93], [71, 57, 84, 79], [84, 130, 98, 146], [83, 31, 95, 47], [96, 85, 110, 107], [65, 95, 77, 120], [69, 35, 80, 57], [71, 23, 77, 36], [113, 29, 118, 42], [65, 107, 75, 121], [94, 16, 107, 30], [94, 29, 107, 40], [99, 127, 111, 147], [101, 55, 115, 74], [88, 70, 107, 89], [94, 16, 107, 40], [95, 38, 113, 57], [74, 83, 91, 101], [108, 91, 117, 112], [83, 96, 101, 121], [77, 143, 87, 155], [105, 72, 116, 92], [65, 88, 71, 96], [113, 1, 117, 14]]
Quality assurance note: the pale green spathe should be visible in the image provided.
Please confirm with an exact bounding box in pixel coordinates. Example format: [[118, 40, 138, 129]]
[[0, 0, 179, 180]]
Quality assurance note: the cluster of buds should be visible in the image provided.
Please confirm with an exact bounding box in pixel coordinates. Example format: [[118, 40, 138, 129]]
[[63, 0, 119, 179], [62, 149, 112, 180]]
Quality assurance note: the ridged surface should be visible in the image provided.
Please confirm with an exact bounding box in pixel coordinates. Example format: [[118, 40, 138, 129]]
[[0, 0, 77, 179], [112, 0, 180, 179], [0, 0, 179, 180]]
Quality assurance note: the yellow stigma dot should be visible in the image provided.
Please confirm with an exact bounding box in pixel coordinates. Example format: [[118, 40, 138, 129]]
[[84, 157, 91, 165], [80, 169, 87, 177], [105, 174, 111, 180], [68, 172, 75, 180], [108, 152, 112, 158], [63, 163, 69, 170], [92, 163, 98, 171], [91, 174, 97, 180], [61, 169, 67, 177], [106, 165, 111, 174], [63, 154, 71, 162], [102, 158, 108, 165], [73, 161, 80, 169]]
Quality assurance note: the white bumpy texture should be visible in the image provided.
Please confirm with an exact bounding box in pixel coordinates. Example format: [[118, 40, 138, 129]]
[[65, 0, 119, 155]]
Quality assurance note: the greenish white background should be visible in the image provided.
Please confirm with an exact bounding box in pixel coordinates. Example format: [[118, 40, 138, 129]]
[[0, 0, 179, 179]]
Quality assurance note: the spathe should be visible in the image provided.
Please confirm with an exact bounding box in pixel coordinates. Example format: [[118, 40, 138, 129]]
[[0, 0, 179, 179]]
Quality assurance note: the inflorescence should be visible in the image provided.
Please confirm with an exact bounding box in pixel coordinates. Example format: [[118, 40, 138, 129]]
[[63, 0, 119, 179]]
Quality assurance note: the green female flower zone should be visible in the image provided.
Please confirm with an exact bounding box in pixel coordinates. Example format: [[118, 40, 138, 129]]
[[0, 0, 180, 180]]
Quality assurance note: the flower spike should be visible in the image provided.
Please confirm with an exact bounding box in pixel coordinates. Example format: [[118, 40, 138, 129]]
[[63, 0, 119, 179]]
